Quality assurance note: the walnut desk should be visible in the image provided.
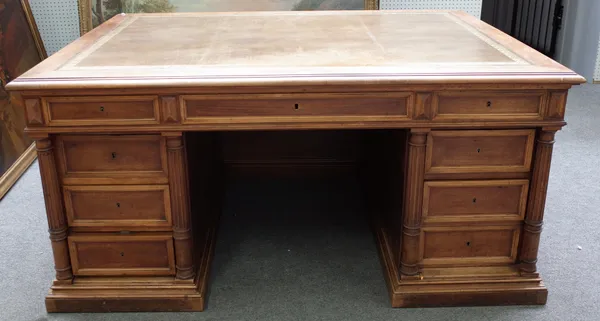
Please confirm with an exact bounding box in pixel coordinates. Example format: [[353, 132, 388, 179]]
[[7, 11, 584, 312]]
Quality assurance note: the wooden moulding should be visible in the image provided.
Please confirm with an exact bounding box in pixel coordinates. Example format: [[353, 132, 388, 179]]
[[0, 143, 36, 199], [45, 226, 217, 312], [375, 225, 548, 307]]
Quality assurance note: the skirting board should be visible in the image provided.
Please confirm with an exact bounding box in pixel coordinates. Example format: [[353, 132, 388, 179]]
[[0, 143, 37, 200]]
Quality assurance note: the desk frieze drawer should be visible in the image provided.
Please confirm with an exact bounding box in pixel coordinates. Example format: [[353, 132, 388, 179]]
[[420, 225, 520, 267], [181, 93, 411, 124], [68, 234, 175, 276], [433, 91, 545, 120], [425, 130, 535, 174], [56, 135, 168, 184], [42, 96, 160, 126], [64, 185, 172, 229], [423, 180, 529, 223]]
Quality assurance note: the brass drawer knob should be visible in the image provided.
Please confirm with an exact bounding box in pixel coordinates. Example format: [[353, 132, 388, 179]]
[[472, 197, 477, 203], [100, 106, 105, 112], [466, 241, 471, 246], [294, 103, 299, 110], [486, 101, 492, 107], [111, 152, 117, 159], [116, 202, 120, 208]]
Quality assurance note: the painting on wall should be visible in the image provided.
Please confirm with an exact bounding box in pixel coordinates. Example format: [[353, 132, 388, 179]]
[[79, 0, 378, 35], [0, 0, 46, 199]]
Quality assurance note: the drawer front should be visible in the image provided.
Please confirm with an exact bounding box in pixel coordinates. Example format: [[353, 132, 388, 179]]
[[423, 180, 529, 223], [433, 91, 544, 120], [181, 93, 411, 124], [43, 96, 160, 126], [64, 185, 172, 228], [68, 234, 175, 276], [426, 130, 535, 174], [57, 135, 167, 181], [420, 226, 520, 266]]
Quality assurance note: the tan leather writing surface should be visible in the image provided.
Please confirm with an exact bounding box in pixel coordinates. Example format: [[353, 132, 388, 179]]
[[7, 11, 584, 90]]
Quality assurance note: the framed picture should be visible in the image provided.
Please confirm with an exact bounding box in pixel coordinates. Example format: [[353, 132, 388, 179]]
[[78, 0, 380, 35], [0, 0, 47, 199]]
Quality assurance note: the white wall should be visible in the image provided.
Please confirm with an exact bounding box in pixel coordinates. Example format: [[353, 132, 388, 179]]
[[380, 0, 482, 17], [554, 0, 600, 83]]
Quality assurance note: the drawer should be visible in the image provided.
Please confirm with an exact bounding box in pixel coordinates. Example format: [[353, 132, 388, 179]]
[[423, 180, 529, 223], [425, 130, 535, 174], [68, 234, 175, 276], [56, 135, 168, 182], [420, 226, 520, 266], [42, 96, 160, 126], [181, 93, 411, 124], [433, 91, 544, 120], [64, 185, 172, 228]]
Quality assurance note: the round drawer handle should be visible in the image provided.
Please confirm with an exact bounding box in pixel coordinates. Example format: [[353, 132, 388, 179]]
[[486, 101, 492, 107], [120, 252, 125, 257], [116, 202, 120, 208], [466, 241, 471, 246], [477, 148, 481, 153], [294, 103, 299, 110], [472, 198, 477, 203], [100, 106, 105, 112], [111, 152, 117, 159]]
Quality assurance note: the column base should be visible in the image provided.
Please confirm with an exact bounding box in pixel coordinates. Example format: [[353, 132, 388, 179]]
[[375, 227, 548, 308], [45, 228, 216, 313]]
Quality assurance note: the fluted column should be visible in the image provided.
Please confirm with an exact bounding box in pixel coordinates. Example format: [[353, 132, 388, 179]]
[[520, 129, 557, 274], [399, 129, 428, 277], [36, 136, 73, 281], [165, 133, 195, 280]]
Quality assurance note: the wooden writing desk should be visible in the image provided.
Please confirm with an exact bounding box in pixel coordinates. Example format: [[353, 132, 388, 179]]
[[7, 10, 584, 312]]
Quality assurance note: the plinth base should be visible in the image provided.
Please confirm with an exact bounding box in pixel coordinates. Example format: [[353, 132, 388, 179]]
[[375, 227, 548, 308]]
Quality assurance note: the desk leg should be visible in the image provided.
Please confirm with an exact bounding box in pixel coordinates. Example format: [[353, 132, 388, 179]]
[[399, 129, 428, 278], [35, 136, 73, 282], [165, 133, 195, 280], [520, 129, 556, 274]]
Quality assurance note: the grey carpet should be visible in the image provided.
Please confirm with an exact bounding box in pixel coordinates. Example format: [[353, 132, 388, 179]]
[[2, 84, 600, 321]]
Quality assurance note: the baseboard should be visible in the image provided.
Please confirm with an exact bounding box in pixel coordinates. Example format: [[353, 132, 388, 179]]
[[0, 143, 37, 200]]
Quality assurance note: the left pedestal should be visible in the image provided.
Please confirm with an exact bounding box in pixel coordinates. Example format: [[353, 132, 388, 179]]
[[33, 133, 217, 312]]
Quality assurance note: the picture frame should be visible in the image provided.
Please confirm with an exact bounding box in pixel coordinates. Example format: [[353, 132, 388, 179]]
[[0, 0, 47, 199], [78, 0, 380, 35]]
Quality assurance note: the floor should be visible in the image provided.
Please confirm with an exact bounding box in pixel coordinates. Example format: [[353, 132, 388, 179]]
[[1, 84, 599, 321]]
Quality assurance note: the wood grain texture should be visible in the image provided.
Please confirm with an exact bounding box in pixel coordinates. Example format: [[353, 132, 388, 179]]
[[425, 130, 535, 174], [0, 143, 36, 199], [63, 185, 172, 228], [375, 226, 547, 307], [68, 233, 175, 276], [36, 137, 72, 281], [399, 130, 428, 277], [24, 98, 43, 125], [432, 91, 545, 120], [422, 180, 529, 223], [519, 130, 556, 274], [546, 91, 568, 119], [161, 96, 179, 123], [420, 225, 520, 266], [181, 93, 411, 125], [6, 11, 585, 91], [0, 0, 45, 195], [56, 135, 168, 184], [3, 9, 583, 312], [42, 95, 160, 126], [165, 133, 195, 280]]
